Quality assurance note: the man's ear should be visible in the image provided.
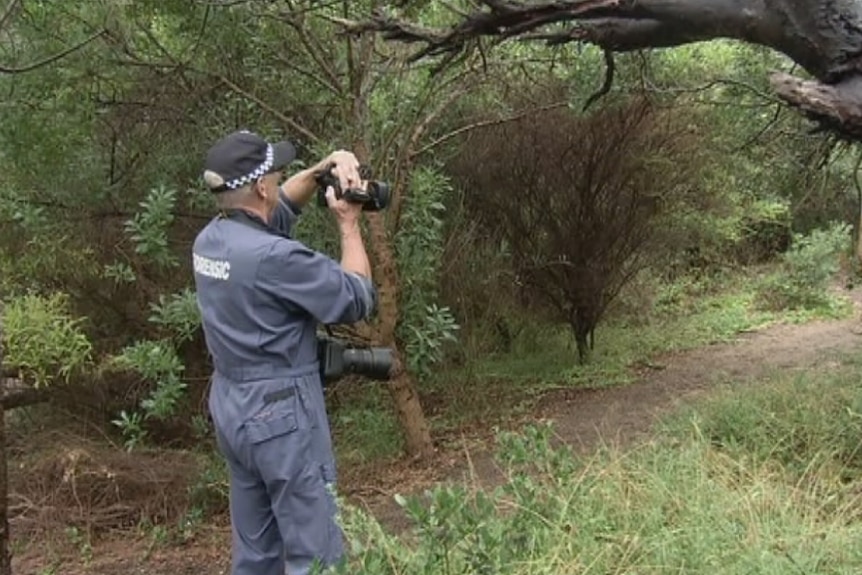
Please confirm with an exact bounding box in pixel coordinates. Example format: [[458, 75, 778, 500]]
[[251, 179, 266, 200]]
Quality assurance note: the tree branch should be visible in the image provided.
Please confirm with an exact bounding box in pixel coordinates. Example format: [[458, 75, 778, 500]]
[[0, 28, 106, 74], [351, 0, 862, 82], [582, 48, 615, 111], [270, 9, 344, 96], [410, 100, 570, 158], [344, 1, 862, 139], [0, 383, 47, 411], [215, 74, 322, 144], [0, 0, 20, 32], [770, 72, 862, 141]]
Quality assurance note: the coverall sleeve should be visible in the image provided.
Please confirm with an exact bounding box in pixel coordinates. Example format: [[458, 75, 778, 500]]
[[258, 239, 377, 324], [269, 192, 302, 237]]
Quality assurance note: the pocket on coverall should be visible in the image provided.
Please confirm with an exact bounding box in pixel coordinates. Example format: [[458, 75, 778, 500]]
[[244, 390, 299, 445]]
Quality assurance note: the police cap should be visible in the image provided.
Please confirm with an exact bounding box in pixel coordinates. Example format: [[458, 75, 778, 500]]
[[203, 130, 297, 193]]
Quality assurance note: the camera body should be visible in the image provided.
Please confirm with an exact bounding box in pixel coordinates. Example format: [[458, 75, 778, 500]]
[[317, 335, 393, 383], [314, 163, 391, 212]]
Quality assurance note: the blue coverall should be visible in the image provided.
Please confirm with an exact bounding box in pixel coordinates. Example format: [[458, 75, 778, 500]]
[[192, 193, 376, 575]]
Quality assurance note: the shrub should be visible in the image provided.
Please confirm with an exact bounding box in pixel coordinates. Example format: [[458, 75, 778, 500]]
[[336, 412, 862, 574], [1, 292, 93, 388], [755, 222, 850, 310]]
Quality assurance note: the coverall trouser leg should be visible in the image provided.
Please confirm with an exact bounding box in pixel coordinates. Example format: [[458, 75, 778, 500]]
[[209, 369, 345, 575]]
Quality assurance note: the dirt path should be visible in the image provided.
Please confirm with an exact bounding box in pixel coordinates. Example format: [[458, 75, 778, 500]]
[[15, 289, 862, 574], [352, 289, 862, 532]]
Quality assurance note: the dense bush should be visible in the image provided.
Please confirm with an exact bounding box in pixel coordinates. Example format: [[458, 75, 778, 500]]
[[755, 222, 851, 311], [448, 95, 705, 362], [1, 292, 93, 388]]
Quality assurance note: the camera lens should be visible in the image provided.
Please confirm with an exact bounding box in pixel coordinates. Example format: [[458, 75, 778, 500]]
[[342, 347, 393, 380]]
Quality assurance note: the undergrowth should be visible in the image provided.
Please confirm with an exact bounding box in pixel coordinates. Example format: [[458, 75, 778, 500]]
[[11, 268, 856, 566], [396, 269, 853, 444], [335, 352, 862, 574]]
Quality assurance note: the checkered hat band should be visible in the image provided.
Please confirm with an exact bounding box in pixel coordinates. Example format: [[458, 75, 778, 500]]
[[224, 144, 274, 190]]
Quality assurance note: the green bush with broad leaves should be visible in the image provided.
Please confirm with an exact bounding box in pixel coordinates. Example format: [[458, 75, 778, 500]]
[[755, 222, 851, 311], [148, 288, 201, 345], [101, 186, 200, 449], [0, 292, 93, 388], [396, 167, 460, 380], [109, 338, 189, 450]]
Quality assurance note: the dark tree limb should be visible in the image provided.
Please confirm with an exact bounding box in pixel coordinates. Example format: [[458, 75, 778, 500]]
[[0, 369, 49, 410], [770, 72, 862, 140], [354, 1, 862, 80], [583, 48, 615, 111], [0, 28, 106, 74], [348, 0, 862, 139]]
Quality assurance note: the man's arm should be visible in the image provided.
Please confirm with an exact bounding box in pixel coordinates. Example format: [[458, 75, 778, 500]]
[[281, 150, 362, 208], [330, 193, 372, 279], [260, 152, 375, 325], [258, 239, 376, 325]]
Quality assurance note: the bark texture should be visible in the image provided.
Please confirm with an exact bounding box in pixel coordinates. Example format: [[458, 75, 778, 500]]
[[0, 333, 9, 575], [350, 123, 434, 459], [354, 0, 862, 139], [366, 210, 435, 458]]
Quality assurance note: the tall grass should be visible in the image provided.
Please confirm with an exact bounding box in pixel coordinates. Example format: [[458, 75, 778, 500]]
[[335, 352, 862, 574]]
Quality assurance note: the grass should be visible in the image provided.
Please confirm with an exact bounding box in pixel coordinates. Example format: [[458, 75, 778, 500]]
[[14, 268, 860, 572], [77, 267, 849, 546], [334, 350, 862, 574], [330, 382, 406, 465], [445, 278, 850, 393], [330, 270, 854, 467], [659, 352, 862, 477]]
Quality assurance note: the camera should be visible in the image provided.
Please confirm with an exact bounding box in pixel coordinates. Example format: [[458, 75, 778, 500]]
[[314, 162, 391, 212], [317, 335, 393, 383]]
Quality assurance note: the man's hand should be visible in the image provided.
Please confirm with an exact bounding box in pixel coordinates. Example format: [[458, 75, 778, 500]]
[[281, 149, 363, 208], [325, 185, 363, 228], [326, 150, 362, 193]]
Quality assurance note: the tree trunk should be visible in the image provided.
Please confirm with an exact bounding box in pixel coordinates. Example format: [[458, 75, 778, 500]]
[[351, 128, 434, 458], [355, 0, 862, 140], [858, 197, 862, 267], [0, 406, 8, 575], [858, 204, 862, 267], [569, 313, 590, 365], [0, 331, 10, 575], [364, 211, 435, 458]]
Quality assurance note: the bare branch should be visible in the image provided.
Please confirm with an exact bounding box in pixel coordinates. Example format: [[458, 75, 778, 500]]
[[734, 102, 784, 151], [215, 74, 322, 144], [338, 1, 862, 138], [770, 72, 862, 141], [645, 77, 783, 105], [0, 382, 47, 411], [0, 28, 106, 74], [266, 9, 344, 95], [349, 1, 862, 82], [0, 0, 20, 32], [582, 48, 615, 111], [410, 100, 571, 158]]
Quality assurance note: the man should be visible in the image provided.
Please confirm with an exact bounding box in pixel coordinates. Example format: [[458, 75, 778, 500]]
[[191, 129, 376, 575]]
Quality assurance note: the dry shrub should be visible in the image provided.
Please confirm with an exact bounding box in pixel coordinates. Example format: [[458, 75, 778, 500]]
[[447, 91, 703, 361], [9, 430, 203, 540]]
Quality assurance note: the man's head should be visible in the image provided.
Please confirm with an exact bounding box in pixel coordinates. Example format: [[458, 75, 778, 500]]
[[203, 130, 296, 219]]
